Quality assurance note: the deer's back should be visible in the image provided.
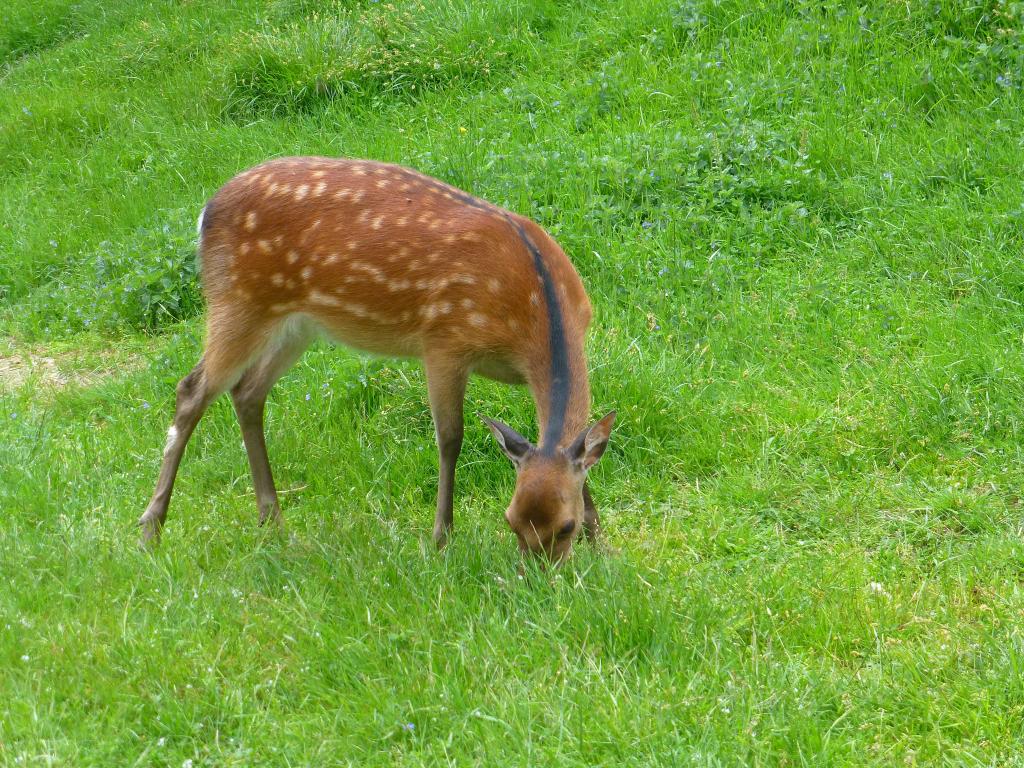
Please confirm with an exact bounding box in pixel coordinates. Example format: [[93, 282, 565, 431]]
[[198, 157, 591, 366]]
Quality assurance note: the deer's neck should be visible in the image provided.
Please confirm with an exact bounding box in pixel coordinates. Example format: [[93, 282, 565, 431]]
[[509, 224, 590, 453], [529, 346, 591, 453]]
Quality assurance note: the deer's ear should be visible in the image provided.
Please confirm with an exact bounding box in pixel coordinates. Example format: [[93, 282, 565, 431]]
[[482, 416, 534, 466], [566, 411, 616, 471]]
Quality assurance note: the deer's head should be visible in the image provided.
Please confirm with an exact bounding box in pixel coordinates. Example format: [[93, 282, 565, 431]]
[[484, 411, 615, 563]]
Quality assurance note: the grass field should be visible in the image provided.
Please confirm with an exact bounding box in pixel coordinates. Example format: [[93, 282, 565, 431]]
[[2, 0, 1024, 764]]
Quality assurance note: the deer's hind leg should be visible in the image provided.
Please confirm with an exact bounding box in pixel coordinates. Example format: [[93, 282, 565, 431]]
[[424, 351, 470, 548], [139, 309, 280, 545], [230, 317, 316, 527]]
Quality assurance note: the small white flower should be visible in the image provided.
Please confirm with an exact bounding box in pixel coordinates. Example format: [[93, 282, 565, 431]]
[[157, 737, 166, 747], [182, 759, 194, 768], [20, 655, 29, 662], [868, 581, 885, 594]]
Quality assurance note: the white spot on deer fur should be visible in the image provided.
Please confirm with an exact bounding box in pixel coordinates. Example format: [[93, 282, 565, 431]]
[[399, 310, 411, 321], [257, 240, 272, 254], [273, 235, 284, 247], [429, 220, 442, 230], [324, 253, 339, 265], [372, 216, 385, 230], [396, 216, 409, 227], [357, 210, 370, 225], [312, 170, 326, 178], [244, 212, 257, 231], [285, 279, 296, 290], [407, 260, 421, 271], [270, 303, 296, 313], [487, 278, 501, 294], [451, 274, 476, 285], [309, 290, 341, 306], [508, 318, 520, 332], [461, 298, 474, 310], [314, 182, 327, 196], [443, 234, 456, 244], [399, 246, 411, 257], [388, 279, 410, 291], [353, 167, 367, 176], [300, 219, 322, 246], [286, 251, 300, 265], [164, 425, 178, 457], [334, 188, 350, 200], [295, 184, 310, 201], [347, 240, 360, 251], [300, 266, 313, 281], [271, 273, 285, 286], [462, 231, 482, 243], [351, 261, 384, 281], [265, 182, 279, 197], [423, 303, 450, 320], [279, 184, 292, 196], [529, 291, 540, 307], [416, 213, 432, 225], [375, 179, 390, 188], [468, 312, 488, 328], [352, 190, 366, 202], [399, 182, 412, 192], [238, 242, 251, 257]]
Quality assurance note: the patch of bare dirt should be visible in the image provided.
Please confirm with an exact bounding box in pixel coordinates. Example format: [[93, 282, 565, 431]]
[[0, 344, 144, 392], [0, 354, 69, 390]]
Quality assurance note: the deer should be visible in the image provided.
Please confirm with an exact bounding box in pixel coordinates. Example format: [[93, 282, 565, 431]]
[[139, 156, 616, 562]]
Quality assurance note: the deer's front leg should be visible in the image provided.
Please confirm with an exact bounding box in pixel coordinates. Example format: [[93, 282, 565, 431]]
[[582, 481, 601, 543], [424, 354, 469, 548]]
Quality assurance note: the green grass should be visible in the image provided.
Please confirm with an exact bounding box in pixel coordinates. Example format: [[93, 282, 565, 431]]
[[2, 0, 1024, 764]]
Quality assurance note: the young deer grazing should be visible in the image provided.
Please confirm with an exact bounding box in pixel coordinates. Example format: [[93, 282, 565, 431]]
[[140, 157, 615, 562]]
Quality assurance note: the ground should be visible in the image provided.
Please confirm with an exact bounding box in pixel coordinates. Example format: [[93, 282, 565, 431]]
[[2, 1, 1024, 765]]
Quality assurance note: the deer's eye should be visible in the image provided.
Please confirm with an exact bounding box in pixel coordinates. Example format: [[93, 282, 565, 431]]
[[557, 519, 576, 538]]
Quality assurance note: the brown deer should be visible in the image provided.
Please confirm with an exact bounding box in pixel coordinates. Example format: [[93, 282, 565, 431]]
[[140, 157, 615, 562]]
